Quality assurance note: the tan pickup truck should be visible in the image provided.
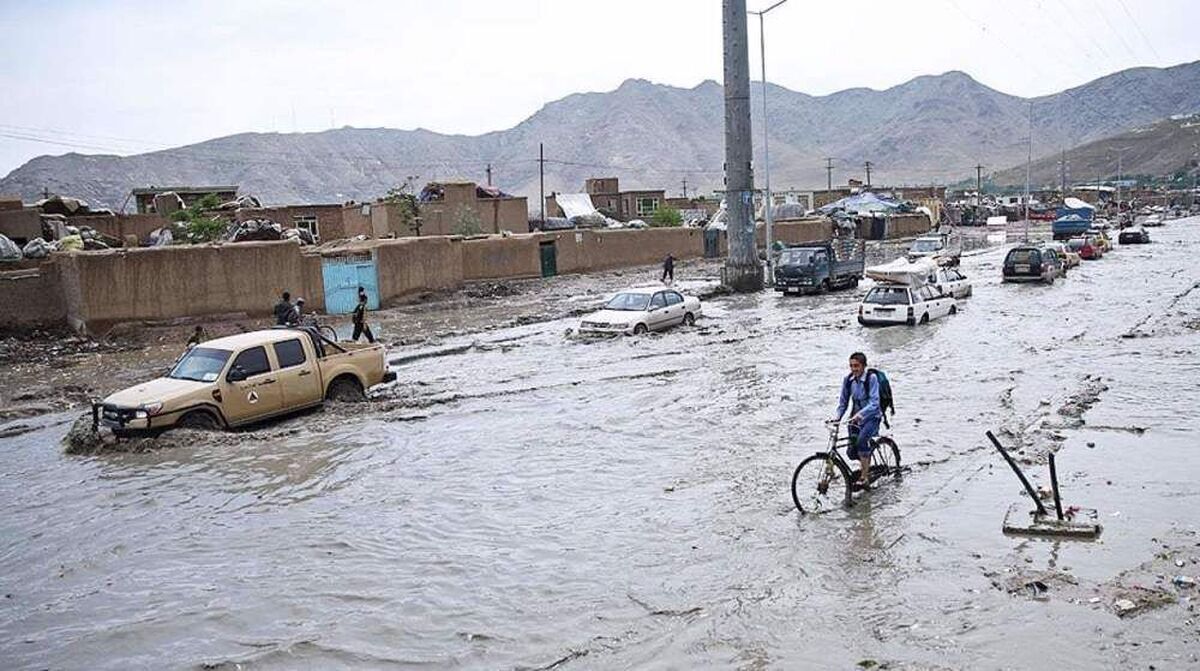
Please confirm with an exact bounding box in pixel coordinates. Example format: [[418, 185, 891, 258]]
[[92, 327, 394, 436]]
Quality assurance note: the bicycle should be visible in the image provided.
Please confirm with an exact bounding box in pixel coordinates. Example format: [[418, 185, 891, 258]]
[[293, 314, 340, 343], [790, 419, 902, 514]]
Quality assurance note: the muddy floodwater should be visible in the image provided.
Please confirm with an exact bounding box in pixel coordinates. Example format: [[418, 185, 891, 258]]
[[3, 221, 1200, 669]]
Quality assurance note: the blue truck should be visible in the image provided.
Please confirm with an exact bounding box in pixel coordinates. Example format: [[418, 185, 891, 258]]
[[773, 238, 866, 294], [1052, 199, 1095, 240]]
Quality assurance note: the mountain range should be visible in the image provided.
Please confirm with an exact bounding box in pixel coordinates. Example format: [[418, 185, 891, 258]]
[[3, 60, 1200, 209], [990, 113, 1200, 188]]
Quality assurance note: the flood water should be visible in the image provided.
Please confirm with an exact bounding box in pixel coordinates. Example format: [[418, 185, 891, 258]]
[[2, 221, 1199, 669]]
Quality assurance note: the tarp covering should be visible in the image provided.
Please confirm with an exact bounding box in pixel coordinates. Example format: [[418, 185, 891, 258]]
[[1062, 197, 1095, 211], [555, 193, 599, 219], [819, 191, 902, 215], [865, 258, 937, 287]]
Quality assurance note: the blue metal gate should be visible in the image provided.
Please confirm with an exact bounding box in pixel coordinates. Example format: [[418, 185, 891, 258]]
[[322, 254, 380, 314]]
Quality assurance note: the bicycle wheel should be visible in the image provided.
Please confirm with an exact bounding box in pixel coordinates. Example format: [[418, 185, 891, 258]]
[[869, 437, 902, 479], [319, 325, 339, 342], [791, 453, 853, 514]]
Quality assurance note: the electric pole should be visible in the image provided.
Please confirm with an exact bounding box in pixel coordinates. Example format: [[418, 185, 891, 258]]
[[486, 163, 492, 186], [864, 161, 873, 188], [721, 0, 762, 291], [974, 164, 983, 206], [538, 143, 545, 227], [824, 157, 834, 192], [1060, 149, 1067, 196], [682, 178, 689, 199]]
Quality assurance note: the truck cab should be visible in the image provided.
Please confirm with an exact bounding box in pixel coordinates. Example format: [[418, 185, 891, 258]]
[[774, 239, 865, 294], [94, 327, 395, 436]]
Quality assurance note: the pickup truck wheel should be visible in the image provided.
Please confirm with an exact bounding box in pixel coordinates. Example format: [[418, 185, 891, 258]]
[[682, 312, 695, 326], [633, 323, 648, 335], [178, 410, 219, 431], [919, 313, 930, 324], [326, 376, 365, 402]]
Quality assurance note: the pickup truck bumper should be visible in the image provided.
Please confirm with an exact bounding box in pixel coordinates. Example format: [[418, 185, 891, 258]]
[[91, 402, 155, 437], [774, 278, 817, 294], [382, 370, 397, 384]]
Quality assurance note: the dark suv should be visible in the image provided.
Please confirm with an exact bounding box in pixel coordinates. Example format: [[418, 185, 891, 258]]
[[1002, 245, 1062, 284]]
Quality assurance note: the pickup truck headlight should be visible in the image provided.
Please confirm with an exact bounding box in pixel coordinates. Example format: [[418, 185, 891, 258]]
[[142, 402, 163, 416]]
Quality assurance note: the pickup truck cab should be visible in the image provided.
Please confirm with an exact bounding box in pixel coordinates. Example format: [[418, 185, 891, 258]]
[[774, 239, 865, 294], [93, 327, 395, 436]]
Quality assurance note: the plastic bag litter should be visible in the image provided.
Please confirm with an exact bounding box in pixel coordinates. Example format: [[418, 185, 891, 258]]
[[22, 237, 50, 259], [150, 227, 174, 247], [0, 234, 22, 262], [283, 228, 316, 245], [229, 219, 283, 242], [58, 234, 84, 251]]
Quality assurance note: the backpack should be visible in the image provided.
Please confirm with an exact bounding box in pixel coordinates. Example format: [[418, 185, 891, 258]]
[[846, 368, 895, 427]]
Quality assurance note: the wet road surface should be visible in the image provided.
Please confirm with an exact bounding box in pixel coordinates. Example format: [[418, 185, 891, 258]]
[[2, 221, 1199, 669]]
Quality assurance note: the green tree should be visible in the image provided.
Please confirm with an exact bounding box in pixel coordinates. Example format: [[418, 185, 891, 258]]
[[169, 194, 226, 243], [451, 204, 484, 236], [383, 187, 421, 235], [650, 207, 683, 228]]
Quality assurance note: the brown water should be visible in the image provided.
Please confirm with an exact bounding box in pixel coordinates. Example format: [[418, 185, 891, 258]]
[[2, 222, 1199, 669]]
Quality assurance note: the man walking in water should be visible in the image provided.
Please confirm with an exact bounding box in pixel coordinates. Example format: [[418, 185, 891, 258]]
[[831, 352, 881, 489], [351, 286, 376, 343], [661, 253, 675, 283]]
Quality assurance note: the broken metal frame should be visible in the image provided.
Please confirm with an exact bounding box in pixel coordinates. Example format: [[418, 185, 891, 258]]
[[985, 430, 1049, 517]]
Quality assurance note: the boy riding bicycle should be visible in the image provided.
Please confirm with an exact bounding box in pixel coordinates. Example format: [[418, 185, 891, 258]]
[[830, 352, 881, 489]]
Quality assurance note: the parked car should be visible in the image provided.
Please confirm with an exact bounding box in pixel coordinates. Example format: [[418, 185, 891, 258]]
[[1044, 242, 1080, 270], [578, 288, 701, 335], [1002, 245, 1062, 284], [1141, 214, 1164, 227], [1086, 228, 1113, 253], [928, 266, 973, 299], [1067, 236, 1103, 260], [1118, 226, 1151, 244], [907, 232, 961, 265], [858, 283, 957, 326], [93, 327, 394, 437], [774, 239, 864, 294]]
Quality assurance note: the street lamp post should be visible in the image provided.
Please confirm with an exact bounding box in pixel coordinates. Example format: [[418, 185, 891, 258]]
[[749, 0, 789, 285]]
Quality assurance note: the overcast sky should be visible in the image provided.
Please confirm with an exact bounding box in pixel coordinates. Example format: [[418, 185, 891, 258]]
[[1, 0, 1196, 176]]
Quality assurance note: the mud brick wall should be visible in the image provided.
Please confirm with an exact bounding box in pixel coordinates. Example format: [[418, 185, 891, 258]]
[[886, 213, 933, 239], [56, 241, 320, 329], [768, 220, 831, 245], [462, 234, 541, 280], [0, 265, 66, 330], [370, 236, 464, 301]]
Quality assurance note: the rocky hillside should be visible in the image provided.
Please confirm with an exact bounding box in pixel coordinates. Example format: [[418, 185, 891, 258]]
[[3, 61, 1200, 209], [991, 113, 1200, 187]]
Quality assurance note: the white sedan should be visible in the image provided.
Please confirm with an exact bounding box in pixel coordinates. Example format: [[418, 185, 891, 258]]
[[578, 288, 702, 335], [858, 283, 957, 326], [930, 267, 973, 299]]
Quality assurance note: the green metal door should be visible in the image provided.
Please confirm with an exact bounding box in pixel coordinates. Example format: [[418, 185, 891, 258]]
[[539, 241, 557, 277]]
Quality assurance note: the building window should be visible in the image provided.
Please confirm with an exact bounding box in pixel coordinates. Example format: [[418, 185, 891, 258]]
[[293, 215, 319, 240], [636, 197, 659, 216]]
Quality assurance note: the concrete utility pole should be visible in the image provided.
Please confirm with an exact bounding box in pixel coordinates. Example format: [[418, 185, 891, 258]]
[[974, 164, 983, 205], [486, 163, 492, 186], [721, 0, 762, 291], [682, 178, 689, 199], [825, 157, 834, 192], [864, 161, 873, 188], [1060, 149, 1067, 195], [749, 0, 789, 284], [538, 143, 545, 227], [1024, 101, 1032, 241]]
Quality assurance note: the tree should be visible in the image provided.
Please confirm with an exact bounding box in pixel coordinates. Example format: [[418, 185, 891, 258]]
[[169, 193, 226, 243], [451, 204, 483, 236], [383, 186, 421, 236], [650, 207, 683, 228]]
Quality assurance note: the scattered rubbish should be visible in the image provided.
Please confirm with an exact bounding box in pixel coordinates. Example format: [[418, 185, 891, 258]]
[[21, 237, 50, 259], [1114, 598, 1138, 615], [0, 234, 22, 262], [1173, 576, 1196, 588], [228, 218, 283, 242], [1176, 559, 1186, 568]]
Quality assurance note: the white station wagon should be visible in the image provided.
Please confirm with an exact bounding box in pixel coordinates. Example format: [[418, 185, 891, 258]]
[[858, 283, 957, 326], [579, 288, 702, 335]]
